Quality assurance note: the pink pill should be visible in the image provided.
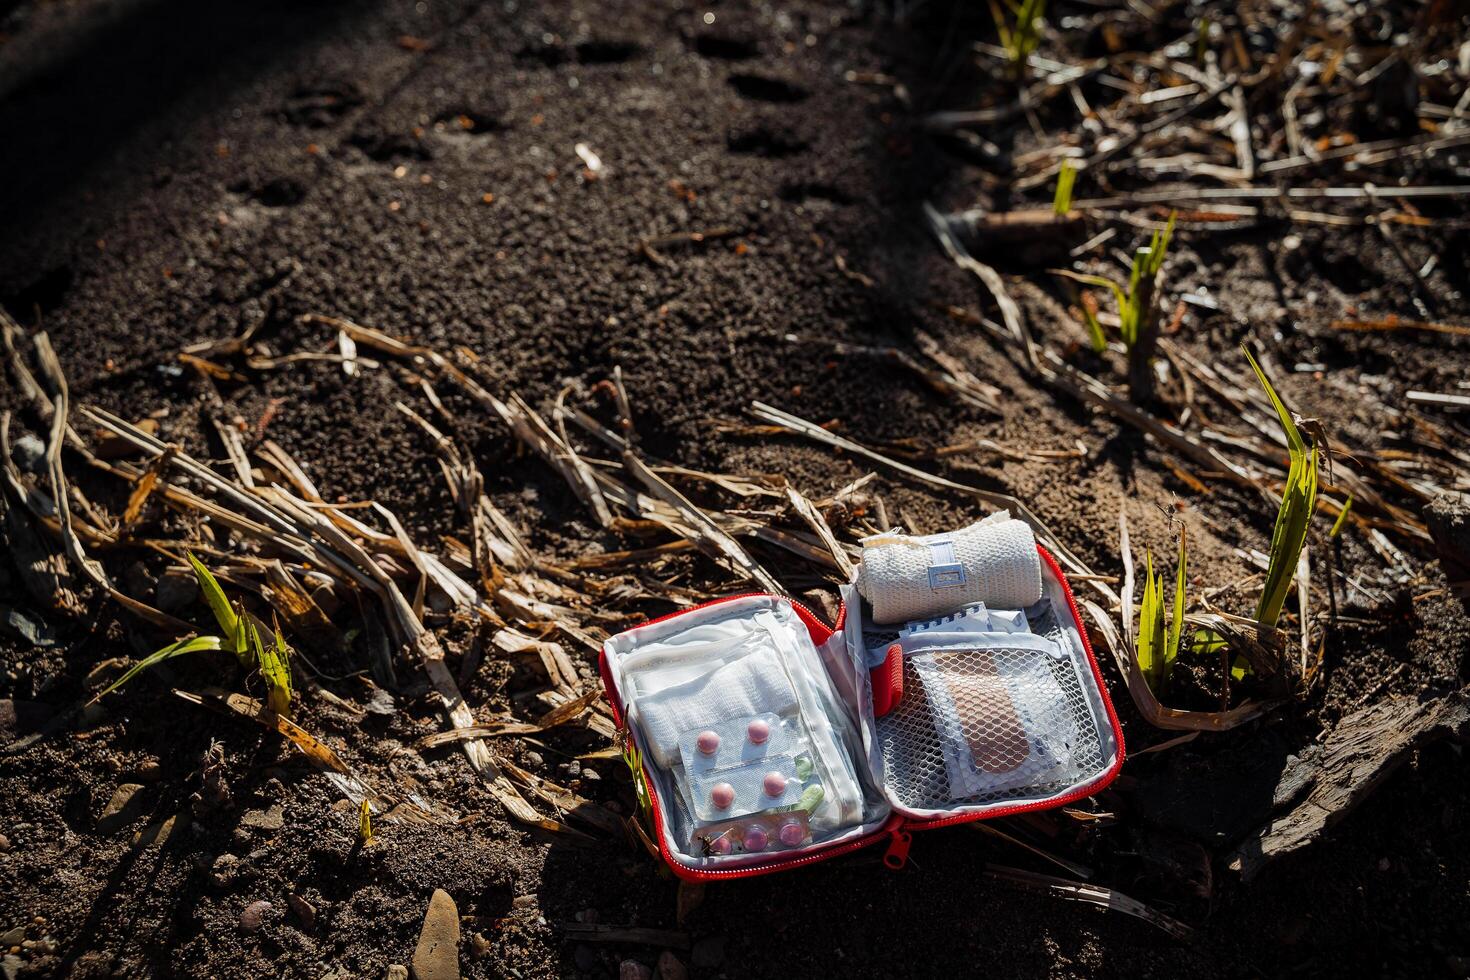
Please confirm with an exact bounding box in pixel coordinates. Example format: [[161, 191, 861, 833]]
[[743, 826, 769, 851], [778, 821, 805, 847], [696, 730, 721, 755], [707, 834, 732, 856], [746, 718, 771, 744], [762, 771, 787, 797], [710, 783, 735, 809]]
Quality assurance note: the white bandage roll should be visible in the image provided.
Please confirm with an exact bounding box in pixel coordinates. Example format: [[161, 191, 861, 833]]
[[856, 513, 1043, 624]]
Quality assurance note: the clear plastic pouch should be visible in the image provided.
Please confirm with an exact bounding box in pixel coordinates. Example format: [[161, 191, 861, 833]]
[[876, 632, 1105, 811]]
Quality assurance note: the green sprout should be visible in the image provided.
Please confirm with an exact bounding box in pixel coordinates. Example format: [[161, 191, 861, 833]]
[[91, 635, 225, 703], [250, 616, 294, 718], [991, 0, 1046, 75], [1329, 495, 1353, 538], [93, 553, 295, 717], [1246, 345, 1319, 630], [359, 799, 375, 846], [188, 550, 248, 664], [1053, 161, 1077, 217], [1055, 211, 1176, 402], [1136, 530, 1188, 696], [1079, 288, 1108, 354], [621, 737, 654, 828]]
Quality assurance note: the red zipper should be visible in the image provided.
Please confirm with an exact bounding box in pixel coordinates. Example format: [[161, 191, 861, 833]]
[[597, 548, 1126, 879]]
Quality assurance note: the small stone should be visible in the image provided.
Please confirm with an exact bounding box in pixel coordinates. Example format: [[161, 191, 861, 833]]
[[288, 894, 316, 930], [522, 751, 544, 768], [240, 804, 285, 833], [0, 834, 10, 853], [154, 570, 198, 612], [386, 967, 409, 980], [468, 932, 490, 960], [97, 783, 146, 833], [656, 952, 688, 980], [133, 813, 185, 848], [2, 953, 21, 980], [619, 960, 652, 980], [211, 853, 240, 888], [133, 759, 163, 782], [239, 900, 272, 932], [691, 935, 725, 969], [0, 928, 21, 947], [11, 433, 45, 474], [411, 888, 460, 980]]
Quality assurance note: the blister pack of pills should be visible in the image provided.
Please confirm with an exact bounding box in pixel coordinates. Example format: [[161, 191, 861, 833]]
[[677, 713, 791, 775], [690, 809, 813, 857], [687, 752, 805, 821]]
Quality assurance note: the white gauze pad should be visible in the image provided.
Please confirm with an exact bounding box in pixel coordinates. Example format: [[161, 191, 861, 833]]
[[633, 646, 799, 768]]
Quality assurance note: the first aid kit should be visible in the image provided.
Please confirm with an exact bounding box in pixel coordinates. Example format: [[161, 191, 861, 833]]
[[599, 512, 1124, 880]]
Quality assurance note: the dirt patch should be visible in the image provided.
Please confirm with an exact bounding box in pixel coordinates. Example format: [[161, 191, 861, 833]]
[[1, 0, 1468, 978]]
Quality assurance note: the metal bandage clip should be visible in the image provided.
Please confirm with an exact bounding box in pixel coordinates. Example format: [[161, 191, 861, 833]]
[[925, 536, 967, 590]]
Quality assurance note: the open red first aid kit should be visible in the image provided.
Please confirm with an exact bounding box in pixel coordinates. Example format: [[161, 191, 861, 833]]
[[599, 513, 1125, 880]]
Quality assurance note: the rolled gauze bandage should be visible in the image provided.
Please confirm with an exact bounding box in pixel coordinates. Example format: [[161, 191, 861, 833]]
[[856, 512, 1043, 624]]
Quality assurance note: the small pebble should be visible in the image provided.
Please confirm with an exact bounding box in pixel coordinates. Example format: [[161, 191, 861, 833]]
[[710, 783, 735, 809], [695, 730, 720, 755], [778, 821, 805, 847], [656, 951, 689, 980], [239, 900, 272, 932], [746, 719, 770, 745], [0, 834, 10, 853], [620, 959, 653, 980], [287, 894, 316, 930], [742, 826, 768, 851], [762, 772, 787, 797]]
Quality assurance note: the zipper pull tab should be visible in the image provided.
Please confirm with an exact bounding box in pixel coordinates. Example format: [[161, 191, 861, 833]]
[[882, 830, 912, 871]]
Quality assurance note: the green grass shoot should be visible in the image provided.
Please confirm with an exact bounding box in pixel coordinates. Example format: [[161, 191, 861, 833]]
[[1136, 531, 1188, 696], [1120, 211, 1176, 349], [990, 0, 1046, 72], [250, 616, 294, 718], [621, 737, 654, 826], [1330, 494, 1353, 538], [1078, 288, 1108, 354], [91, 635, 225, 702], [188, 551, 248, 663], [1245, 345, 1319, 629], [1053, 211, 1176, 391], [1053, 161, 1077, 216]]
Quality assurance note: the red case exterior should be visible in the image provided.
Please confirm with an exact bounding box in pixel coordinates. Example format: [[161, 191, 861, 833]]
[[597, 545, 1126, 881]]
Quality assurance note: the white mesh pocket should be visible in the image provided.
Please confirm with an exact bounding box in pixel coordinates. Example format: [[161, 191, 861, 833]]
[[875, 636, 1104, 811]]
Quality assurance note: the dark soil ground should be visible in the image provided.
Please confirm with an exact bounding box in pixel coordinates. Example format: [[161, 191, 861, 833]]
[[2, 0, 1468, 977]]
